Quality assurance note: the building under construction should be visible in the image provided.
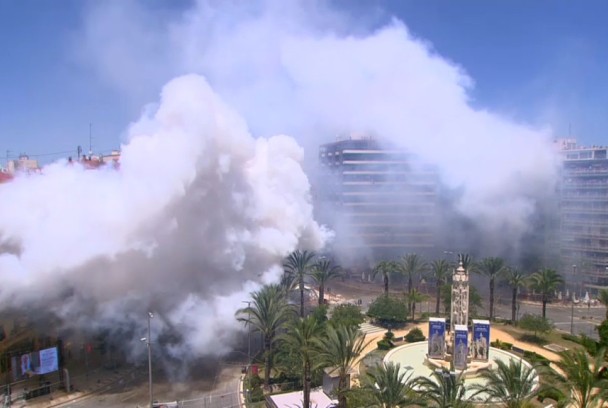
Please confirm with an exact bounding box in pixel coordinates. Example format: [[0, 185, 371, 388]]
[[315, 134, 438, 262]]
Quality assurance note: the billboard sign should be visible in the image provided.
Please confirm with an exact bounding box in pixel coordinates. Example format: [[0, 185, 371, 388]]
[[472, 320, 490, 361], [453, 324, 468, 370], [13, 347, 59, 380], [428, 318, 446, 358]]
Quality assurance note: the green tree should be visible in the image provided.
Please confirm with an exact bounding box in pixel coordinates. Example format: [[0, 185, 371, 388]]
[[367, 295, 408, 328], [399, 253, 427, 313], [552, 348, 608, 408], [470, 358, 538, 408], [310, 258, 341, 306], [278, 316, 324, 408], [598, 289, 608, 320], [528, 268, 564, 319], [329, 303, 365, 330], [518, 313, 552, 342], [406, 288, 428, 320], [414, 368, 472, 408], [505, 268, 527, 323], [365, 362, 419, 408], [476, 257, 506, 320], [284, 250, 316, 318], [372, 260, 399, 296], [315, 325, 369, 408], [430, 259, 450, 315], [236, 284, 293, 388]]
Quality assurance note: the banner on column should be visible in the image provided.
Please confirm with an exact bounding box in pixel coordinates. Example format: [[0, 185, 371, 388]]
[[453, 324, 468, 370], [428, 318, 446, 358], [472, 320, 490, 361]]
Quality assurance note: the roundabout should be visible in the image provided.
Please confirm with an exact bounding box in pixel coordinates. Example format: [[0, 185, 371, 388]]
[[383, 341, 540, 401]]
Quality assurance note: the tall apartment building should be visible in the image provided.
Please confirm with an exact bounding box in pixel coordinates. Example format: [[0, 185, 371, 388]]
[[558, 139, 608, 288], [316, 135, 438, 261]]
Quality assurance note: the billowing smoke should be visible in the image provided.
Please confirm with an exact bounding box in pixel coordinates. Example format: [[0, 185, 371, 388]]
[[78, 0, 560, 258], [0, 0, 562, 363], [0, 75, 329, 360]]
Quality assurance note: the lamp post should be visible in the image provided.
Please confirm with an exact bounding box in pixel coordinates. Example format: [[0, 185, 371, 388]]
[[141, 312, 154, 408], [571, 265, 576, 335]]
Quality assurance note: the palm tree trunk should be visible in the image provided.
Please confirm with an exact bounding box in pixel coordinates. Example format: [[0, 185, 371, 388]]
[[408, 276, 413, 312], [338, 371, 347, 408], [264, 337, 272, 388], [489, 279, 495, 320], [318, 284, 325, 306], [303, 361, 311, 408], [384, 275, 389, 295], [511, 288, 517, 323], [412, 301, 416, 320], [436, 285, 441, 315], [300, 276, 305, 318], [542, 299, 547, 319]]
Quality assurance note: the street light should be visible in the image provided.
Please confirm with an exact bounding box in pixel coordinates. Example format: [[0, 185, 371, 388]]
[[571, 266, 576, 335], [141, 312, 154, 408]]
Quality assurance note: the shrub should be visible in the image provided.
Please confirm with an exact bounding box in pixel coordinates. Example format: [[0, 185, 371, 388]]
[[404, 327, 426, 343], [377, 339, 394, 350], [367, 295, 408, 328], [561, 333, 581, 344], [329, 303, 364, 329]]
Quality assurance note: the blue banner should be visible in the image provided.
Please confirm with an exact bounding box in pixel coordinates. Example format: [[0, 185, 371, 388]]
[[472, 320, 490, 361], [453, 325, 468, 370], [428, 318, 446, 358]]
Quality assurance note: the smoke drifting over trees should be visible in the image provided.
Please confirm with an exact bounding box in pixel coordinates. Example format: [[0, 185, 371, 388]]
[[0, 0, 560, 361]]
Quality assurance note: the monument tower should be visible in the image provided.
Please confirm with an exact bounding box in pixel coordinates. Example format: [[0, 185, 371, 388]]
[[450, 257, 469, 332]]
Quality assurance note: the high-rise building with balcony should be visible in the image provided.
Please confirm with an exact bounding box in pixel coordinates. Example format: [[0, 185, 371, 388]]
[[558, 139, 608, 288], [316, 134, 438, 261]]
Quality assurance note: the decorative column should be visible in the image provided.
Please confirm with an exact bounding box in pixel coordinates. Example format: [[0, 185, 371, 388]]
[[450, 260, 469, 333]]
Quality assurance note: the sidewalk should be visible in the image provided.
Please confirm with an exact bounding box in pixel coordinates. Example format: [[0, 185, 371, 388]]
[[11, 365, 138, 408]]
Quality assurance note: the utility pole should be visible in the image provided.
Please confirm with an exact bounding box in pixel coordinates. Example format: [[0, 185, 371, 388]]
[[88, 123, 93, 156]]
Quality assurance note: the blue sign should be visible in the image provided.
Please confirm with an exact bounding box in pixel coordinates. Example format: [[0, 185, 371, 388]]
[[428, 318, 446, 358], [453, 325, 468, 370], [472, 320, 490, 361]]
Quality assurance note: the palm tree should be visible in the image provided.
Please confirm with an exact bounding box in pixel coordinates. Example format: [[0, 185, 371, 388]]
[[284, 250, 316, 317], [414, 368, 472, 408], [310, 259, 341, 305], [476, 257, 506, 320], [430, 259, 450, 315], [598, 289, 608, 320], [406, 288, 428, 320], [470, 358, 538, 408], [458, 253, 474, 272], [236, 284, 293, 388], [372, 260, 398, 296], [315, 325, 369, 408], [279, 316, 323, 408], [505, 268, 527, 323], [528, 268, 564, 319], [552, 348, 608, 408], [365, 362, 419, 408], [399, 254, 427, 312]]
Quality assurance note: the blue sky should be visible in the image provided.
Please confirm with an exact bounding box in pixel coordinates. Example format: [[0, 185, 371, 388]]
[[1, 0, 608, 164]]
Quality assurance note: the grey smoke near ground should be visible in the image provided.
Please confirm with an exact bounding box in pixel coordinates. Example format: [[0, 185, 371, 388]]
[[0, 0, 562, 364]]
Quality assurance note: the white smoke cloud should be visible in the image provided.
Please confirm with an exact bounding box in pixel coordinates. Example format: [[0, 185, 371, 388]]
[[0, 74, 329, 358], [0, 0, 563, 362], [77, 0, 560, 253]]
